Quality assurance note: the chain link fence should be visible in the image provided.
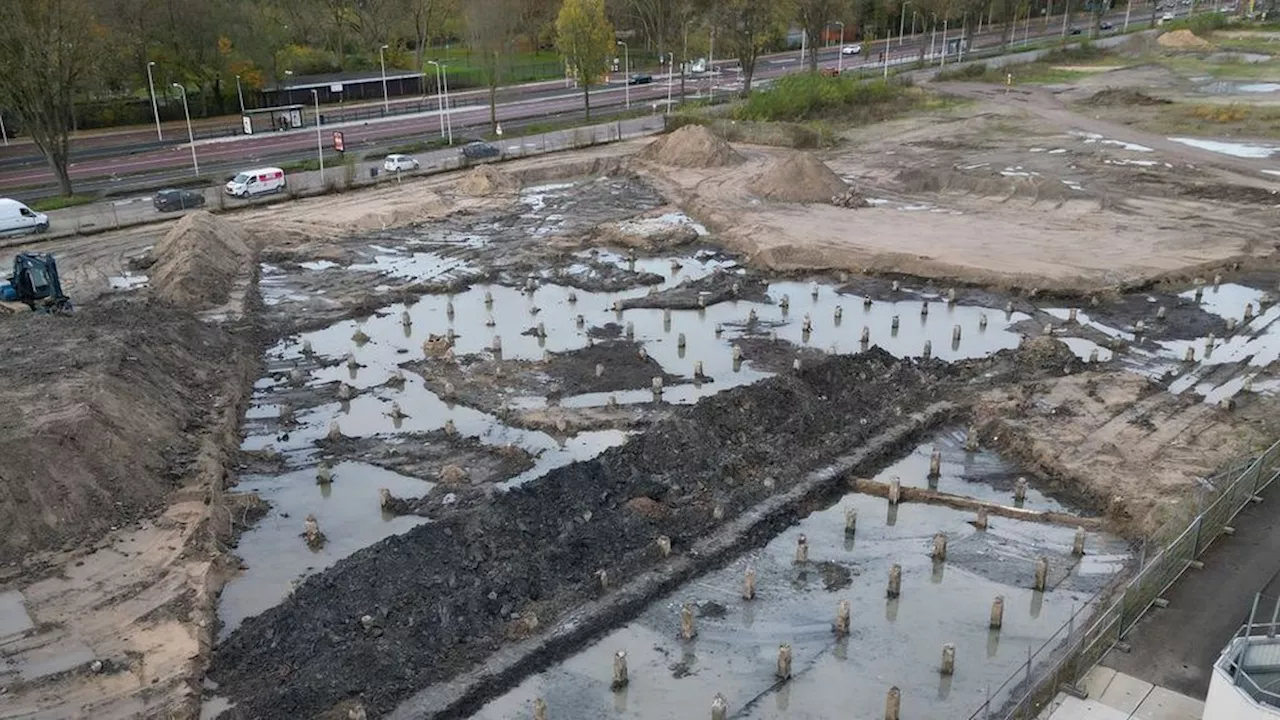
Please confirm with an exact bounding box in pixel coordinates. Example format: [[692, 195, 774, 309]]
[[967, 438, 1280, 719]]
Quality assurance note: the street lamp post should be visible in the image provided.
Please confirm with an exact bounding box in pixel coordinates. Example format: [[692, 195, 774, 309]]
[[379, 44, 390, 113], [616, 41, 630, 109], [666, 52, 674, 109], [234, 74, 246, 115], [170, 83, 198, 176], [313, 89, 324, 187], [940, 16, 949, 68], [929, 14, 938, 60], [900, 1, 911, 44], [1124, 0, 1132, 30], [146, 61, 162, 141], [427, 60, 445, 139], [0, 111, 8, 146], [832, 21, 846, 72], [284, 70, 294, 106]]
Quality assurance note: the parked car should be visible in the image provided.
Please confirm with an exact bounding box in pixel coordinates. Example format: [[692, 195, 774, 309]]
[[629, 73, 653, 85], [153, 188, 206, 212], [841, 44, 864, 55], [225, 167, 286, 198], [383, 154, 420, 172], [0, 198, 48, 236], [460, 141, 500, 160]]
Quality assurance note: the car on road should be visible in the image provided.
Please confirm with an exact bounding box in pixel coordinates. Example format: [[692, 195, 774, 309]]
[[1099, 21, 1115, 30], [1160, 11, 1176, 22], [841, 44, 863, 55], [382, 154, 420, 172], [225, 167, 286, 198], [0, 198, 48, 236], [460, 141, 500, 160], [152, 188, 206, 213], [1069, 27, 1083, 34], [629, 74, 653, 85]]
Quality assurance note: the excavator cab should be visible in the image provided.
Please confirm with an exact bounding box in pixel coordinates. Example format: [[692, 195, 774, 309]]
[[2, 253, 72, 313]]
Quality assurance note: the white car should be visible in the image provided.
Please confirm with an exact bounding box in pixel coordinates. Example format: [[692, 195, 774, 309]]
[[1160, 12, 1176, 22], [841, 44, 863, 55], [383, 154, 420, 172]]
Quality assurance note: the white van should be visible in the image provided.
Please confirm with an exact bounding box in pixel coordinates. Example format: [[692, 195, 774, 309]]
[[0, 198, 49, 236], [225, 167, 286, 198]]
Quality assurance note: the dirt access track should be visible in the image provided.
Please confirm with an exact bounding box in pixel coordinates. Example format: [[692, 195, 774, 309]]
[[0, 75, 1277, 719]]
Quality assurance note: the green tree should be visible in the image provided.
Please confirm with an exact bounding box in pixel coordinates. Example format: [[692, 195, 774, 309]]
[[0, 0, 106, 196], [557, 0, 616, 120]]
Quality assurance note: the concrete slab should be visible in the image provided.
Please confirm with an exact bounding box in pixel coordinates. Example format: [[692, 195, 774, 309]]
[[1047, 694, 1134, 719], [0, 590, 33, 640], [1131, 686, 1206, 720], [1083, 665, 1119, 700], [1097, 670, 1155, 715]]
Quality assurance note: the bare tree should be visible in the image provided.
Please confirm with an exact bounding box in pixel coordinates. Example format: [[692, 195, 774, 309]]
[[699, 0, 782, 95], [403, 0, 456, 72], [465, 0, 520, 131], [795, 0, 849, 71], [0, 0, 105, 196]]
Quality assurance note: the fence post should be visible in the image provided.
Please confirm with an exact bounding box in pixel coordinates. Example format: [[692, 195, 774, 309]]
[[1192, 514, 1203, 557]]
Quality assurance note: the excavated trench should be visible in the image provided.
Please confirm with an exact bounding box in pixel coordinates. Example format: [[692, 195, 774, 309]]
[[202, 174, 1279, 719]]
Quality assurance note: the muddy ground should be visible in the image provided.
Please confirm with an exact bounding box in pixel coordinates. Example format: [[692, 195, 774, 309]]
[[2, 50, 1279, 720], [207, 345, 1076, 719]]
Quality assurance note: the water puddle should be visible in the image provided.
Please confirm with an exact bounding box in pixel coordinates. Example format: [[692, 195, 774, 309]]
[[216, 462, 432, 637], [1168, 137, 1280, 159], [1071, 131, 1153, 153], [108, 273, 149, 290], [467, 459, 1127, 720], [0, 590, 33, 638]]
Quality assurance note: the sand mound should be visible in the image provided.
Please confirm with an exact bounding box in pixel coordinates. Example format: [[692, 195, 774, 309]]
[[1158, 29, 1211, 49], [149, 211, 253, 310], [750, 153, 849, 203], [640, 125, 744, 168], [459, 165, 518, 196], [1083, 88, 1171, 106]]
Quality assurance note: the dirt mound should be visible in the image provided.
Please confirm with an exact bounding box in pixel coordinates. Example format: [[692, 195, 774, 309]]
[[1083, 88, 1171, 106], [750, 152, 849, 203], [149, 211, 252, 310], [1158, 29, 1211, 49], [0, 298, 250, 563], [1016, 335, 1081, 370], [458, 165, 519, 196], [639, 125, 744, 168]]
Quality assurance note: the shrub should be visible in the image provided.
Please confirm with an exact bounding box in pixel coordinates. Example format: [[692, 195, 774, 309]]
[[733, 72, 905, 122]]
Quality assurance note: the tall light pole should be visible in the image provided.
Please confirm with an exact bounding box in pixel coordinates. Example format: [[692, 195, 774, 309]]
[[170, 83, 197, 176], [900, 1, 911, 44], [617, 41, 630, 109], [666, 52, 674, 109], [379, 44, 390, 113], [833, 21, 846, 72], [0, 111, 8, 146], [312, 89, 324, 186], [1124, 0, 1132, 30], [940, 16, 949, 68], [284, 69, 294, 106], [1062, 0, 1071, 37], [234, 74, 246, 115], [929, 14, 938, 59], [428, 60, 445, 139], [433, 62, 452, 144], [146, 61, 162, 141], [708, 29, 715, 102]]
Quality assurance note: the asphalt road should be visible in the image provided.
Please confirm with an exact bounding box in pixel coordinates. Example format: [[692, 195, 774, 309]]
[[0, 4, 1182, 196]]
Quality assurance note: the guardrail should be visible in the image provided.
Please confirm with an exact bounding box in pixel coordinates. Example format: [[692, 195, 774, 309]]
[[967, 439, 1280, 719]]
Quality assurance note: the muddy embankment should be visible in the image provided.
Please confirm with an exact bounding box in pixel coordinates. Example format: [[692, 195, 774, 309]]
[[0, 212, 261, 570], [208, 348, 983, 719]]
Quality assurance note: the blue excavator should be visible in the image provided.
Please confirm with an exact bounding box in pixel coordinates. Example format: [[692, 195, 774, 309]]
[[0, 253, 72, 313]]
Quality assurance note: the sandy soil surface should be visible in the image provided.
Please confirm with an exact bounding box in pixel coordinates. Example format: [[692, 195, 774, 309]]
[[633, 94, 1277, 292]]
